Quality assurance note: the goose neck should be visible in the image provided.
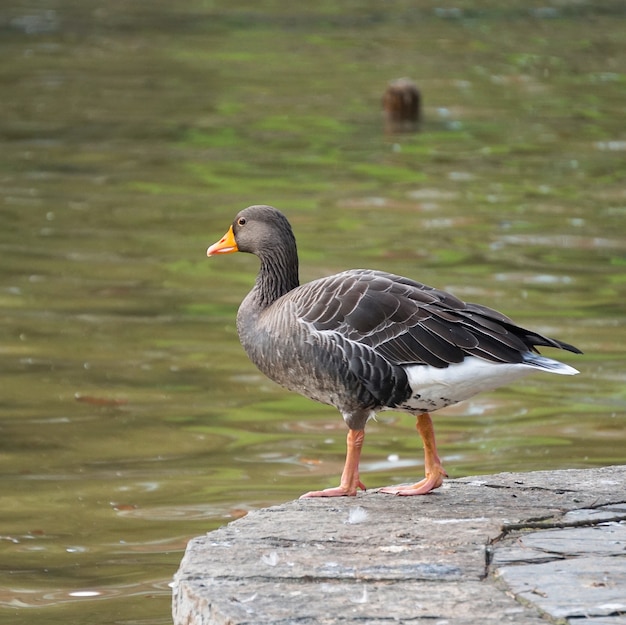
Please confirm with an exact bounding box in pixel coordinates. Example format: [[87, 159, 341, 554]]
[[254, 251, 299, 309]]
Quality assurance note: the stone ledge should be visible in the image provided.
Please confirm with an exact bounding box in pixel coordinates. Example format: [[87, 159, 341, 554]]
[[172, 466, 626, 625]]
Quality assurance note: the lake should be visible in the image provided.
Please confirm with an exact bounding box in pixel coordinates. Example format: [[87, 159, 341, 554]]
[[0, 2, 624, 624]]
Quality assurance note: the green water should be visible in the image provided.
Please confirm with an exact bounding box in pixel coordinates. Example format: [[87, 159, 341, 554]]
[[1, 2, 625, 623]]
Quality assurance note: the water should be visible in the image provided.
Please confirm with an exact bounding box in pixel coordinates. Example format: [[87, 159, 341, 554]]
[[1, 2, 625, 623]]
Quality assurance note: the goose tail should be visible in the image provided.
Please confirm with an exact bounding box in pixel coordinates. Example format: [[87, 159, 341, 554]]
[[523, 352, 579, 375]]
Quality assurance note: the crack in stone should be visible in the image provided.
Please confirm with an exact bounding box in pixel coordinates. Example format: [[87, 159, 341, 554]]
[[490, 510, 626, 544]]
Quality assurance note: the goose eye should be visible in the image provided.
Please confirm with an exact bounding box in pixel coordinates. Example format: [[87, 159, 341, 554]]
[[237, 217, 246, 226]]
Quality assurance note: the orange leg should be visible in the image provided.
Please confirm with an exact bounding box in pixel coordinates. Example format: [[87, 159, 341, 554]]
[[379, 412, 447, 496], [300, 429, 366, 498]]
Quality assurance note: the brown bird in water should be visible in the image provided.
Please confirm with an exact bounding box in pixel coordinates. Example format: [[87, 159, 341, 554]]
[[207, 205, 581, 497]]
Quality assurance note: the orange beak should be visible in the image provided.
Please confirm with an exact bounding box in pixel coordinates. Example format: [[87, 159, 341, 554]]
[[207, 225, 238, 256]]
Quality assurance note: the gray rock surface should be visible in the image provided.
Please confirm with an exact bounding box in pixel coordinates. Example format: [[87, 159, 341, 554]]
[[173, 466, 626, 625]]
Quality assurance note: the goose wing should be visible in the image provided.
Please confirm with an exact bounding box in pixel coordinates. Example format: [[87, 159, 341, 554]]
[[292, 269, 578, 369]]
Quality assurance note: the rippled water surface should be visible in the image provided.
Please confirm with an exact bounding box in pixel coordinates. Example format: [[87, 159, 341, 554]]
[[1, 2, 625, 623]]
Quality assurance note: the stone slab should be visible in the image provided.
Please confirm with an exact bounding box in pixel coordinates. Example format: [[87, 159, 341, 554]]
[[497, 555, 626, 620], [173, 465, 626, 625]]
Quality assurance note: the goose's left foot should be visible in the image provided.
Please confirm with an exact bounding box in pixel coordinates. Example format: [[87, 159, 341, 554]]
[[300, 480, 366, 498], [300, 429, 365, 499]]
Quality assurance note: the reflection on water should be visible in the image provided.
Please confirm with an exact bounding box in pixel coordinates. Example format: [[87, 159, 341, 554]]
[[1, 1, 625, 624]]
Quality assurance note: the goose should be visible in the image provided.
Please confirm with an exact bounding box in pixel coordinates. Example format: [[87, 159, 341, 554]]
[[207, 205, 581, 497]]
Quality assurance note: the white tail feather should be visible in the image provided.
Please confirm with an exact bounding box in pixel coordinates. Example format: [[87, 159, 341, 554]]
[[399, 355, 579, 413]]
